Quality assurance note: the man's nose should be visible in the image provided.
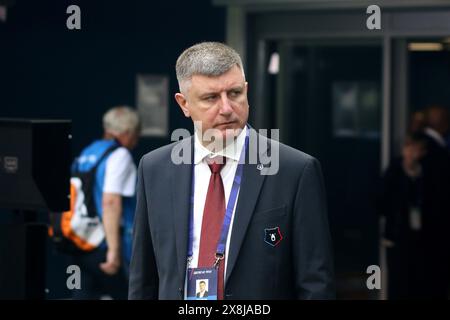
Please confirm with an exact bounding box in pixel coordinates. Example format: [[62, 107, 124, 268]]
[[219, 93, 233, 115]]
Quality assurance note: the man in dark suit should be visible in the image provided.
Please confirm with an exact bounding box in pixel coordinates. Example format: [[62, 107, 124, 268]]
[[129, 42, 335, 300], [196, 281, 208, 298]]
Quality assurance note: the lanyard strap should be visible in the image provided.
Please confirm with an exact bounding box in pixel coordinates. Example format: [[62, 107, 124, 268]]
[[188, 127, 249, 264]]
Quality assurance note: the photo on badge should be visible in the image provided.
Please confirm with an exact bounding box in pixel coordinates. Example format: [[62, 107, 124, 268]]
[[196, 279, 209, 299], [186, 267, 217, 300]]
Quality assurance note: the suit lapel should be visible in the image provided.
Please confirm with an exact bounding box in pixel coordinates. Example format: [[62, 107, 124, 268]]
[[225, 128, 268, 284], [170, 136, 194, 289]]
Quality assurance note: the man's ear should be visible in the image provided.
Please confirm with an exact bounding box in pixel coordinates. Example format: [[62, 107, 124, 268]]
[[175, 93, 190, 118]]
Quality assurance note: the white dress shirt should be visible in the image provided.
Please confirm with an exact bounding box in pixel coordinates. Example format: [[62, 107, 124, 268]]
[[424, 127, 447, 148], [189, 126, 247, 279]]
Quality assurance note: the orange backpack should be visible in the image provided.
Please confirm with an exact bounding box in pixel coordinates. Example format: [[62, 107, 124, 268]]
[[49, 145, 118, 253]]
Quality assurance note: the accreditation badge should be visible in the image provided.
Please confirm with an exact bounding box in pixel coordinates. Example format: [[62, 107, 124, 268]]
[[186, 267, 218, 300], [409, 206, 422, 231]]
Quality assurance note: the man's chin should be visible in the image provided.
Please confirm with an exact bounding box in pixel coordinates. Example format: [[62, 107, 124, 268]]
[[199, 125, 244, 150], [217, 123, 242, 133], [222, 127, 243, 140]]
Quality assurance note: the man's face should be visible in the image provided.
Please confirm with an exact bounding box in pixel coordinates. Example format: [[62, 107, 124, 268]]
[[175, 65, 249, 146], [199, 282, 206, 292], [402, 141, 426, 164]]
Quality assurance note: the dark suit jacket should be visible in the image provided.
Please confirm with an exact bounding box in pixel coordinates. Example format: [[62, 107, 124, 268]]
[[378, 150, 450, 297], [196, 291, 208, 298], [129, 127, 335, 299]]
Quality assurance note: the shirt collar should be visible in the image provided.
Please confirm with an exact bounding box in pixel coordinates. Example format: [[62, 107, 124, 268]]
[[194, 125, 247, 165], [424, 127, 446, 147]]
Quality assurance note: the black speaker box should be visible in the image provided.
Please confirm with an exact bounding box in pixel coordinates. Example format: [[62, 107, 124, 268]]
[[0, 119, 71, 212], [0, 119, 72, 299]]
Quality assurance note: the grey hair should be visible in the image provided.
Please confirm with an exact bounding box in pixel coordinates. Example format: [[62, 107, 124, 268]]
[[176, 42, 245, 93], [103, 106, 140, 135]]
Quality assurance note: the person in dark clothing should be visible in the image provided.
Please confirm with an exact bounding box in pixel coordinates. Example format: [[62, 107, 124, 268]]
[[379, 132, 450, 299]]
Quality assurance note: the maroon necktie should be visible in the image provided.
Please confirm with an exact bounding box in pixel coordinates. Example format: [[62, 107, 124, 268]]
[[198, 156, 226, 300]]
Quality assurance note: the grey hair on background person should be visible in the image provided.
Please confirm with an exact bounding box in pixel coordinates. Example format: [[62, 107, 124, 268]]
[[103, 106, 140, 135], [175, 42, 245, 94]]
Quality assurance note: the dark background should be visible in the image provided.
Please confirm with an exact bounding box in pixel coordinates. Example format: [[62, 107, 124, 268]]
[[0, 0, 226, 160]]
